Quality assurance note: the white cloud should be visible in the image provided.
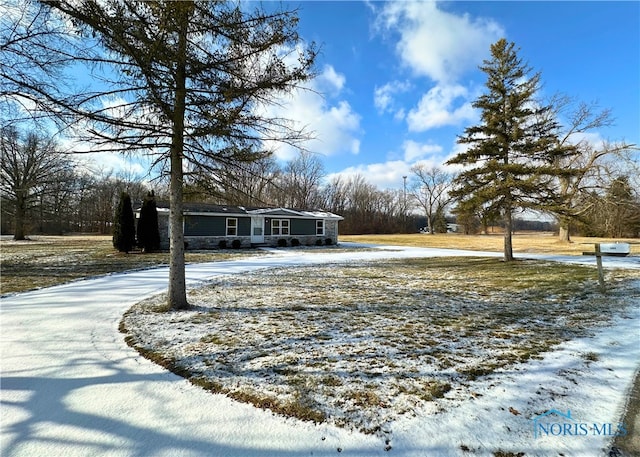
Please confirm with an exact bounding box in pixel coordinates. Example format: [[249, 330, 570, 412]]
[[53, 96, 163, 177], [78, 152, 148, 176], [407, 84, 477, 131], [260, 64, 362, 161], [59, 136, 151, 177], [326, 139, 453, 190], [326, 160, 413, 190], [565, 131, 605, 148], [373, 2, 501, 133], [393, 108, 406, 122], [317, 64, 346, 95], [376, 1, 504, 84], [402, 139, 443, 162], [374, 80, 412, 114]]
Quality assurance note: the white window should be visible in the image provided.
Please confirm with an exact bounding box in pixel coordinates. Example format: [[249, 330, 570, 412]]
[[226, 218, 237, 236], [272, 219, 289, 235], [316, 220, 324, 236]]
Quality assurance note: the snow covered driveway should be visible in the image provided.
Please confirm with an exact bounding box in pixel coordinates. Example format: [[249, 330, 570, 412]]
[[1, 245, 639, 456]]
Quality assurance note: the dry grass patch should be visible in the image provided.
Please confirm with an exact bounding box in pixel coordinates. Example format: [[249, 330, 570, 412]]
[[340, 233, 640, 256], [0, 235, 261, 294], [121, 256, 638, 435]]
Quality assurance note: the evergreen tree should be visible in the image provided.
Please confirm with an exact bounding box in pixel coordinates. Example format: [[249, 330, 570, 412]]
[[605, 176, 640, 238], [433, 206, 449, 233], [137, 191, 161, 252], [581, 176, 640, 238], [113, 192, 135, 253], [452, 200, 480, 235], [447, 39, 576, 261], [45, 1, 316, 309]]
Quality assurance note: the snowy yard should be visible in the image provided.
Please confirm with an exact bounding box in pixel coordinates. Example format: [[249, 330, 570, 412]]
[[2, 245, 639, 456], [121, 256, 639, 453]]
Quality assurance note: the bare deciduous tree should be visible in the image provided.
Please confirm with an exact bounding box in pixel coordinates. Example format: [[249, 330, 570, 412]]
[[0, 125, 73, 239], [410, 164, 454, 234], [275, 151, 325, 209], [321, 174, 409, 234], [545, 96, 638, 242], [578, 175, 640, 238], [221, 156, 281, 207]]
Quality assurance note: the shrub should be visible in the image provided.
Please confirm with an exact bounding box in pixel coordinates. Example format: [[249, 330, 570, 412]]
[[291, 238, 300, 247], [277, 238, 287, 247], [325, 238, 333, 246], [113, 192, 135, 253], [218, 240, 227, 249], [315, 239, 323, 246], [231, 239, 242, 249], [136, 191, 160, 252]]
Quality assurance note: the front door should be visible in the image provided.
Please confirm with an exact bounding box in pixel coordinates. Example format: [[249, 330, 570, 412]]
[[250, 216, 264, 243]]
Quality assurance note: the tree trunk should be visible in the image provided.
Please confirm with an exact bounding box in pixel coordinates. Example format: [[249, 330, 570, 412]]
[[13, 191, 27, 240], [503, 209, 514, 262], [167, 3, 191, 310], [168, 148, 187, 309], [557, 177, 572, 243], [558, 217, 571, 243]]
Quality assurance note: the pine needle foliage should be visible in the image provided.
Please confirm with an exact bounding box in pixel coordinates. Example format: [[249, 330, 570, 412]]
[[43, 0, 317, 309], [113, 192, 135, 253], [447, 39, 578, 261], [137, 191, 160, 253]]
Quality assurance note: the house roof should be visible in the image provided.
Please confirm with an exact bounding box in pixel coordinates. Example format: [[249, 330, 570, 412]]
[[147, 201, 343, 220]]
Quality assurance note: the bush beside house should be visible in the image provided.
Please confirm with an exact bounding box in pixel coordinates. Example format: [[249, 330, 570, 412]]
[[113, 192, 136, 253]]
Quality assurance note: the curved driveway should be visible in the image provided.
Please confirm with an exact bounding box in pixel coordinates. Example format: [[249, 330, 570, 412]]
[[1, 245, 638, 456]]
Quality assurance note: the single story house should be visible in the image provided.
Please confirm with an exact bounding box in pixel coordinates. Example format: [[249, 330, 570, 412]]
[[139, 202, 343, 250]]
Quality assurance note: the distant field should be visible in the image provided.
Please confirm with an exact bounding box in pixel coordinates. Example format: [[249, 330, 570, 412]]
[[340, 233, 640, 256], [1, 233, 638, 295]]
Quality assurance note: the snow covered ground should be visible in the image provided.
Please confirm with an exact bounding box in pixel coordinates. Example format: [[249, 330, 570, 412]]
[[1, 245, 639, 457]]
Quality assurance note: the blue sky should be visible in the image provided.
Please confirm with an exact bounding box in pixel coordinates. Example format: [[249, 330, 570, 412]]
[[264, 0, 639, 189], [67, 1, 639, 188]]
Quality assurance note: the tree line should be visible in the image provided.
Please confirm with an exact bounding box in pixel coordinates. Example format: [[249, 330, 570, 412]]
[[0, 134, 410, 237], [1, 125, 149, 237], [3, 125, 636, 242]]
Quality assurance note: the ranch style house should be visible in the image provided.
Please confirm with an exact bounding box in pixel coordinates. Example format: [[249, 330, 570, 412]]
[[138, 202, 343, 250]]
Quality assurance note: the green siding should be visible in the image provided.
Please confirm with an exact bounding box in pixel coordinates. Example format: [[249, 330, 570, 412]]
[[184, 214, 324, 237], [184, 215, 250, 236], [185, 216, 224, 236], [291, 218, 316, 235], [237, 218, 250, 236]]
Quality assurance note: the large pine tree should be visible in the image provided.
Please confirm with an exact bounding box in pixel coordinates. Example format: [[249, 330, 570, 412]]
[[448, 39, 576, 261], [44, 1, 316, 309]]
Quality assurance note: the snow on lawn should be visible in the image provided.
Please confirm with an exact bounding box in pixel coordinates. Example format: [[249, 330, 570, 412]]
[[121, 255, 640, 455]]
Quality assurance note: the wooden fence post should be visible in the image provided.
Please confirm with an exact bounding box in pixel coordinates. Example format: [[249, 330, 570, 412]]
[[595, 243, 605, 291]]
